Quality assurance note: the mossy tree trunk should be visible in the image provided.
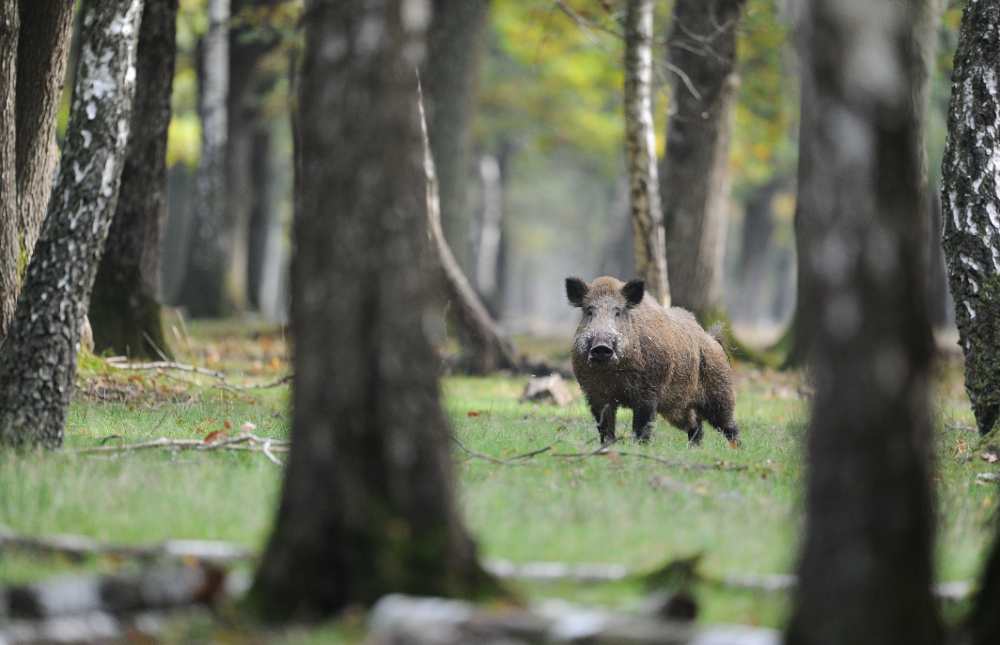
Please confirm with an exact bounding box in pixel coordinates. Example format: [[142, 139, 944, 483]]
[[624, 0, 670, 306], [0, 0, 143, 449], [90, 0, 178, 360], [0, 0, 17, 338], [785, 1, 941, 644], [0, 1, 74, 340], [940, 0, 1000, 436], [251, 0, 496, 619], [660, 0, 745, 318]]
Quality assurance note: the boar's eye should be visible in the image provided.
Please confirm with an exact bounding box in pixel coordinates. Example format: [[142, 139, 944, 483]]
[[614, 308, 624, 318], [584, 306, 595, 316]]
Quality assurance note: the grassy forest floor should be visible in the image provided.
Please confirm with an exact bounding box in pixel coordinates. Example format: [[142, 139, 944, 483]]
[[0, 320, 997, 641]]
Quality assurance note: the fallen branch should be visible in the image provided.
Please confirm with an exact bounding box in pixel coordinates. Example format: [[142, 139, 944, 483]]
[[104, 357, 292, 391], [451, 436, 553, 465], [71, 433, 289, 464], [550, 446, 747, 472]]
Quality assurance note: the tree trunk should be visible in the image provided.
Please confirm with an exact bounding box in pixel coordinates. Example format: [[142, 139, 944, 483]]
[[175, 0, 230, 318], [785, 1, 942, 644], [927, 183, 951, 328], [735, 177, 785, 324], [14, 1, 74, 267], [251, 0, 495, 619], [475, 153, 503, 315], [425, 113, 517, 373], [89, 0, 178, 360], [0, 0, 17, 338], [624, 0, 669, 306], [659, 0, 745, 317], [940, 0, 1000, 436], [423, 0, 490, 274], [246, 123, 275, 310], [0, 0, 143, 449]]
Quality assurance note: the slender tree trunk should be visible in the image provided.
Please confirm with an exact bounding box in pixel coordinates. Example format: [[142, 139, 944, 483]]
[[251, 0, 495, 618], [423, 0, 490, 274], [785, 1, 941, 644], [14, 1, 74, 267], [89, 0, 178, 360], [927, 183, 951, 327], [736, 177, 784, 324], [941, 0, 1000, 436], [475, 154, 503, 314], [246, 123, 275, 310], [624, 0, 669, 306], [0, 0, 143, 449], [176, 0, 230, 318], [0, 0, 17, 338], [659, 0, 745, 317]]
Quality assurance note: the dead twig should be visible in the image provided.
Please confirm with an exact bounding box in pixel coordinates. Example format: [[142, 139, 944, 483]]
[[104, 357, 292, 391], [550, 446, 746, 472], [451, 436, 554, 465]]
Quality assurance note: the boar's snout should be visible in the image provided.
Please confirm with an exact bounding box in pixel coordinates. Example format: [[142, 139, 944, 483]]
[[585, 333, 619, 364]]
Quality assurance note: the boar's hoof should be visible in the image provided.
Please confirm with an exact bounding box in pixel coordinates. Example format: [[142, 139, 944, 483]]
[[687, 425, 704, 446], [635, 424, 653, 444]]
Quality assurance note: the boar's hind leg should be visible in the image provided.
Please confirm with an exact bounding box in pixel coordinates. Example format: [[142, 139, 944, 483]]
[[686, 409, 704, 445], [632, 401, 657, 443], [591, 401, 618, 445]]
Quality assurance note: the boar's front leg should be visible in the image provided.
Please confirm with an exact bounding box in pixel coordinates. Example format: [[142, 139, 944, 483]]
[[632, 401, 656, 443], [590, 401, 617, 445]]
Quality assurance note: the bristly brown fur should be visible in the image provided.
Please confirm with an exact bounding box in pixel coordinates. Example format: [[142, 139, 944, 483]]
[[568, 276, 740, 446]]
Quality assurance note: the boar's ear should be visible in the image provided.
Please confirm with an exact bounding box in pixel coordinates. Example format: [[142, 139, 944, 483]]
[[622, 279, 645, 307], [565, 277, 588, 307]]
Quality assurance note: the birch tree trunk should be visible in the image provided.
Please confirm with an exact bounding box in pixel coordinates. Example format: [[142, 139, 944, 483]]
[[90, 0, 178, 360], [251, 0, 496, 619], [785, 1, 941, 643], [941, 0, 1000, 436], [624, 0, 669, 306], [659, 0, 745, 318], [0, 0, 17, 338], [0, 0, 143, 449], [176, 0, 230, 317]]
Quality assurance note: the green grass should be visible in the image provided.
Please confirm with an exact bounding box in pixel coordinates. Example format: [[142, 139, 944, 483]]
[[1, 334, 997, 637]]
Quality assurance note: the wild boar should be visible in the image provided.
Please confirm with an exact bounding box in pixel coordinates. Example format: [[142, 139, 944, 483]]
[[565, 275, 739, 446]]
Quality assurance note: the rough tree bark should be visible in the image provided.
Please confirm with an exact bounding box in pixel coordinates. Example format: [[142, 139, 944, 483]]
[[0, 0, 17, 338], [941, 0, 1000, 436], [246, 123, 276, 310], [624, 0, 669, 306], [785, 1, 942, 644], [14, 1, 75, 265], [0, 0, 143, 449], [251, 0, 496, 619], [0, 2, 74, 339], [659, 0, 745, 318], [423, 0, 490, 274], [89, 0, 178, 360], [176, 0, 230, 317]]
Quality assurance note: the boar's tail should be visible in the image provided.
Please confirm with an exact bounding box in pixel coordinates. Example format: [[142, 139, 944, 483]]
[[707, 322, 730, 355]]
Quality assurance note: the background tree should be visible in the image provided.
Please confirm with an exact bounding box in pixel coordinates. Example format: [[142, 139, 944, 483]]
[[660, 0, 746, 320], [0, 2, 75, 338], [624, 0, 669, 306], [940, 0, 1000, 436], [786, 0, 942, 643], [251, 0, 495, 617], [0, 0, 143, 448], [424, 0, 490, 273], [176, 0, 231, 317], [90, 0, 179, 359]]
